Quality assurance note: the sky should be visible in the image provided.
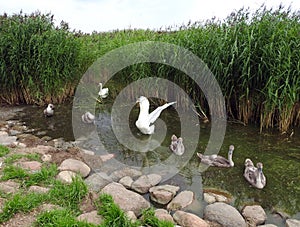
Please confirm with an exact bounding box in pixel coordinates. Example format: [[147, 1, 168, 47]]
[[0, 0, 299, 33]]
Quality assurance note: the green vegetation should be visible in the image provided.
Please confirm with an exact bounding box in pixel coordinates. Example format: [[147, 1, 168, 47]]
[[0, 5, 299, 132], [0, 145, 10, 157]]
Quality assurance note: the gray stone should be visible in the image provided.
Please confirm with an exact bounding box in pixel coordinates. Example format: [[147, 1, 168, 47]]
[[110, 167, 142, 181], [203, 193, 216, 204], [28, 185, 50, 193], [286, 219, 300, 227], [167, 190, 194, 211], [242, 205, 267, 225], [58, 158, 91, 178], [154, 209, 174, 223], [258, 224, 278, 227], [41, 154, 52, 162], [204, 202, 246, 227], [57, 170, 77, 183], [119, 176, 134, 189], [0, 180, 20, 193], [173, 210, 209, 227], [101, 182, 150, 216], [126, 211, 137, 221], [77, 210, 103, 225], [17, 161, 42, 172], [131, 174, 162, 194], [85, 172, 113, 192], [149, 184, 180, 205]]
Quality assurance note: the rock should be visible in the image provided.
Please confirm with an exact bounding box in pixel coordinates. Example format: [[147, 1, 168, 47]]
[[17, 161, 42, 172], [203, 193, 216, 204], [131, 174, 162, 194], [28, 185, 50, 193], [41, 154, 52, 162], [77, 210, 103, 225], [286, 219, 300, 227], [173, 210, 209, 227], [110, 167, 142, 181], [58, 158, 91, 178], [242, 205, 267, 225], [258, 224, 278, 227], [0, 131, 17, 145], [119, 176, 134, 189], [126, 211, 137, 221], [154, 209, 174, 223], [167, 190, 194, 211], [57, 170, 77, 183], [101, 182, 150, 216], [85, 172, 113, 192], [149, 184, 180, 205], [8, 129, 22, 136], [204, 202, 247, 227], [0, 180, 20, 193]]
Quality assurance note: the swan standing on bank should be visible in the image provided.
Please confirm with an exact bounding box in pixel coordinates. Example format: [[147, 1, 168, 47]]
[[44, 104, 54, 117], [197, 145, 235, 167], [243, 158, 266, 189], [135, 96, 176, 135], [169, 134, 185, 155], [82, 111, 95, 124], [98, 82, 109, 98]]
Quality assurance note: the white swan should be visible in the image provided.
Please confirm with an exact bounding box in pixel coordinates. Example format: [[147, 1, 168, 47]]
[[82, 111, 95, 124], [169, 134, 185, 155], [243, 158, 266, 189], [43, 104, 54, 117], [135, 96, 176, 135], [98, 82, 109, 98]]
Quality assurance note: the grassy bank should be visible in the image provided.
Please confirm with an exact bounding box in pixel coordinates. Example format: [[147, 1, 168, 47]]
[[0, 5, 299, 132]]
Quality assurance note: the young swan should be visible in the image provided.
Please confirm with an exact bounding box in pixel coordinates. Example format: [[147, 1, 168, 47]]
[[243, 158, 266, 189], [44, 104, 54, 117], [98, 82, 109, 98], [135, 96, 176, 135], [169, 134, 185, 156], [197, 145, 235, 167]]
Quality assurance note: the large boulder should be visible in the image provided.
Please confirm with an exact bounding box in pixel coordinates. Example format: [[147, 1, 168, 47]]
[[149, 184, 180, 205], [131, 174, 162, 194], [204, 202, 246, 227], [286, 219, 300, 227], [58, 158, 91, 178], [101, 182, 150, 216], [85, 172, 113, 192], [242, 205, 267, 225]]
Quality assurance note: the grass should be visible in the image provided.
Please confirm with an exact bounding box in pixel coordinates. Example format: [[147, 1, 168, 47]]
[[0, 145, 10, 157]]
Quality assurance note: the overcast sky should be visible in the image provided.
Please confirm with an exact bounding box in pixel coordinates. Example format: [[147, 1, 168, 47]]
[[1, 0, 299, 33]]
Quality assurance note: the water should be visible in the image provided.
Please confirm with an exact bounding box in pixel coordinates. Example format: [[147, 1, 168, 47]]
[[8, 102, 300, 226]]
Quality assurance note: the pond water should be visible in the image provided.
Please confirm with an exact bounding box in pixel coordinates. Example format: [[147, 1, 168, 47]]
[[9, 100, 300, 226]]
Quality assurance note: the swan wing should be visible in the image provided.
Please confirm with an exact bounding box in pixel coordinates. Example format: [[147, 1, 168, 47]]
[[148, 101, 176, 124]]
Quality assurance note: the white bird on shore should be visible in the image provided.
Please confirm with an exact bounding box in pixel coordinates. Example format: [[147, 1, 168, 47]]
[[81, 111, 95, 124], [169, 134, 185, 155], [197, 145, 235, 167], [243, 158, 266, 189], [43, 104, 54, 117], [98, 82, 109, 98], [135, 96, 176, 135]]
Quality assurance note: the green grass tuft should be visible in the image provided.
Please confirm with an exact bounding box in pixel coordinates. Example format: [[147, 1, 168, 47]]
[[0, 145, 10, 157]]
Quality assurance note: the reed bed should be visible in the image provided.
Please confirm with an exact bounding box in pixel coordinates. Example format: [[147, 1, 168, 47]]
[[0, 5, 299, 132]]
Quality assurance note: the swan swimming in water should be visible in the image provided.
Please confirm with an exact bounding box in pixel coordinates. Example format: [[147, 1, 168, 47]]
[[135, 96, 176, 135], [82, 111, 95, 124], [243, 158, 266, 189], [98, 83, 109, 98], [44, 104, 54, 117], [197, 145, 235, 167], [169, 134, 185, 155]]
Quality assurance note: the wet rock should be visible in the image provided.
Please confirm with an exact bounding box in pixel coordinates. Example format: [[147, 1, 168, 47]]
[[167, 190, 194, 211], [0, 180, 20, 193], [77, 210, 103, 225], [242, 205, 267, 225], [85, 172, 113, 192], [101, 182, 150, 216], [119, 176, 134, 189], [173, 210, 209, 227], [204, 202, 246, 227], [154, 209, 174, 223], [149, 184, 180, 205], [58, 158, 91, 178], [110, 167, 142, 181], [286, 219, 300, 227], [28, 185, 50, 193], [17, 161, 42, 172], [57, 170, 77, 183], [131, 174, 162, 194]]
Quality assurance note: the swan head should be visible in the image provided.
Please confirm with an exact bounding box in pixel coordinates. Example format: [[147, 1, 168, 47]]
[[136, 96, 150, 109], [257, 162, 263, 171], [228, 145, 234, 156], [48, 104, 54, 110], [244, 158, 253, 167], [171, 134, 178, 141]]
